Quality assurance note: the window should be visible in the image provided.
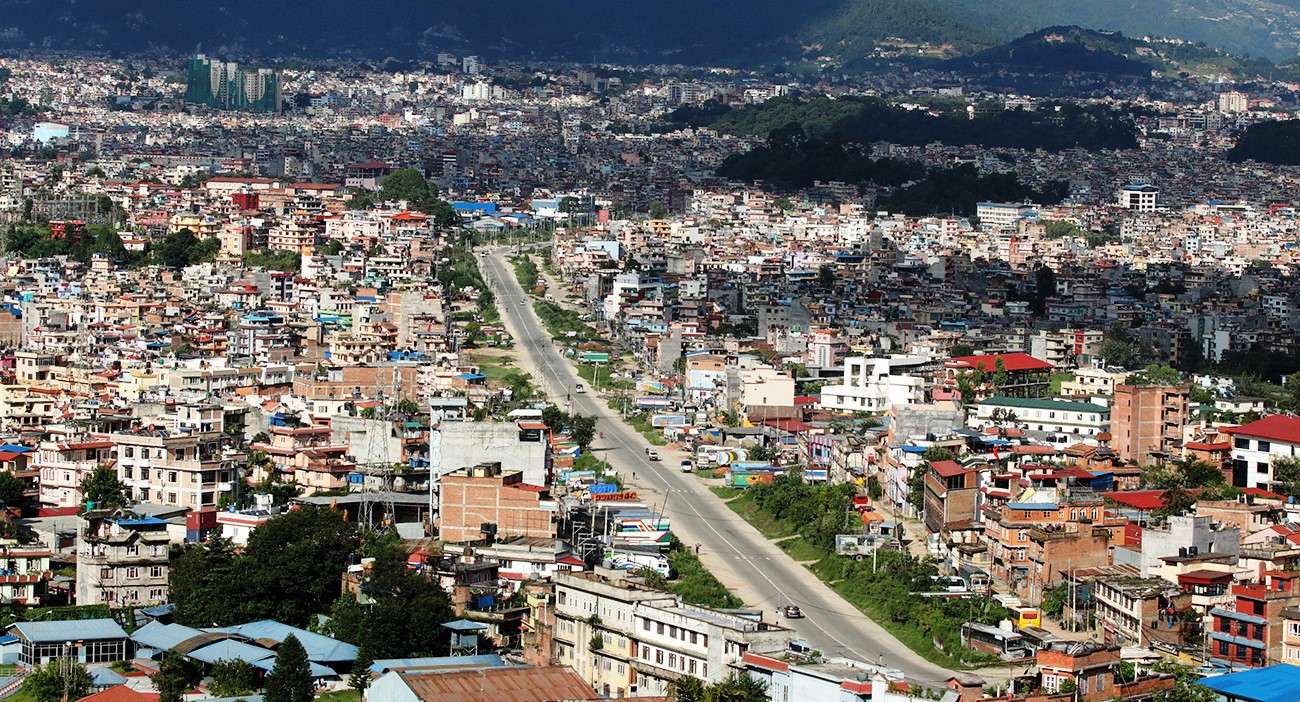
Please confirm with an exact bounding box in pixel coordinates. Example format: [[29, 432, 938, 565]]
[[100, 568, 111, 581], [656, 650, 663, 665], [1235, 438, 1249, 449], [150, 566, 163, 578], [657, 622, 664, 635], [558, 591, 566, 605], [127, 567, 138, 579], [124, 447, 134, 458], [1259, 441, 1272, 453]]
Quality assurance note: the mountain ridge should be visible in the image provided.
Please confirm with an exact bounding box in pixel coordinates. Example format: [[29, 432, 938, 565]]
[[0, 0, 1294, 67]]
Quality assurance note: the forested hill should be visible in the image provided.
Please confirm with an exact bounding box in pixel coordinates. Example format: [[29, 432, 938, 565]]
[[1, 0, 1298, 67]]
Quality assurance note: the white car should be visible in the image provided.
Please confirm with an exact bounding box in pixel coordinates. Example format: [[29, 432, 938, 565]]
[[679, 460, 694, 473]]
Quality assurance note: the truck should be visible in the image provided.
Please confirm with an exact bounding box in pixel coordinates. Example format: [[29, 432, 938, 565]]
[[834, 533, 896, 560], [603, 549, 673, 578]]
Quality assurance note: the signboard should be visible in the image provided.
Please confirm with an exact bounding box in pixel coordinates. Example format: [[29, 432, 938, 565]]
[[580, 352, 610, 363]]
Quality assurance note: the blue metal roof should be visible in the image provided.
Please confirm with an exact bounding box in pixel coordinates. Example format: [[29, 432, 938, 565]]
[[1198, 663, 1300, 702], [188, 639, 276, 665], [205, 621, 356, 663], [11, 619, 127, 643], [442, 619, 488, 632], [0, 445, 30, 454], [131, 621, 203, 651], [89, 667, 126, 686], [1007, 502, 1058, 510], [251, 657, 337, 679]]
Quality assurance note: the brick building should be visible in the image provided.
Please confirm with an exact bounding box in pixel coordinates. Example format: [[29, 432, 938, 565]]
[[438, 462, 556, 543]]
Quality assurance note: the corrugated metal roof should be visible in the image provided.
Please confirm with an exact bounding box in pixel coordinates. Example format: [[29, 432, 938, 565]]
[[398, 666, 601, 701], [11, 618, 127, 643], [204, 620, 356, 663], [1198, 663, 1300, 702]]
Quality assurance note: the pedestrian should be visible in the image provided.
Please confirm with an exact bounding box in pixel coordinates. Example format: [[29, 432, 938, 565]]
[[694, 543, 700, 555]]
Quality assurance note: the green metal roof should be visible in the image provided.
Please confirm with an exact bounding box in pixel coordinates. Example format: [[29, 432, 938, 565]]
[[978, 396, 1108, 414]]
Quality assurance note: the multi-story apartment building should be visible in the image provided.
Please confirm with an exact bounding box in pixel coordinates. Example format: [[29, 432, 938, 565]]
[[1030, 328, 1104, 369], [969, 396, 1110, 439], [1092, 571, 1183, 647], [632, 603, 791, 697], [34, 434, 113, 508], [554, 572, 677, 698], [75, 510, 170, 607], [1111, 383, 1190, 465], [1210, 571, 1300, 667], [552, 572, 792, 699], [0, 542, 52, 604], [1226, 415, 1300, 489], [113, 404, 233, 509]]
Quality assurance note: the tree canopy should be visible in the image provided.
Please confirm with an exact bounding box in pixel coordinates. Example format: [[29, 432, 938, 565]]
[[170, 507, 359, 627], [265, 635, 314, 702], [81, 466, 128, 509]]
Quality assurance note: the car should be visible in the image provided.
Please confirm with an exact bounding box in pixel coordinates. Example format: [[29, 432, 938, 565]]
[[679, 459, 693, 473], [645, 448, 661, 461], [781, 605, 804, 619], [575, 383, 586, 394]]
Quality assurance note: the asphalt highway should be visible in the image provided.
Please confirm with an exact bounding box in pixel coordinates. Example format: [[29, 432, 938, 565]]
[[478, 247, 959, 685]]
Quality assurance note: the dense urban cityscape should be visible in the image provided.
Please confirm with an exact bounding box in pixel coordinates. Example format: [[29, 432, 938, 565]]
[[0, 5, 1298, 702]]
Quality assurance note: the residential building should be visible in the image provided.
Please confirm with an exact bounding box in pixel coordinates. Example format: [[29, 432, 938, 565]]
[[1226, 415, 1300, 490], [1118, 184, 1158, 212], [113, 415, 233, 509], [1030, 329, 1104, 369], [34, 435, 113, 508], [945, 353, 1053, 399], [437, 462, 557, 543], [1211, 572, 1300, 667], [817, 356, 926, 413], [75, 510, 170, 607], [969, 396, 1110, 438], [1111, 383, 1190, 465]]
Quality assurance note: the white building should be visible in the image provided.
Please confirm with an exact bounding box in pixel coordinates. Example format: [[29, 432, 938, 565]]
[[817, 357, 926, 413], [968, 396, 1110, 438], [1218, 91, 1249, 114], [1225, 415, 1300, 490], [976, 201, 1037, 230], [1118, 184, 1158, 212]]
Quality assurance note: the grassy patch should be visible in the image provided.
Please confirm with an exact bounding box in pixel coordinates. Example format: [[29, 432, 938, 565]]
[[627, 413, 668, 446], [715, 490, 796, 540], [1051, 371, 1075, 394], [511, 255, 540, 291], [643, 541, 742, 609], [532, 300, 600, 341], [574, 451, 622, 488], [318, 691, 361, 702], [778, 536, 830, 563], [710, 486, 743, 500]]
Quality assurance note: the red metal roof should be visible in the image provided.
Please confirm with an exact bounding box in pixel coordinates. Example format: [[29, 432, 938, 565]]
[[930, 460, 968, 478], [1102, 489, 1166, 511], [949, 352, 1053, 372], [400, 666, 602, 702], [1224, 415, 1300, 445]]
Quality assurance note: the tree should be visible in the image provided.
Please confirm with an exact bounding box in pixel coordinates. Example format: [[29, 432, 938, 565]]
[[1272, 456, 1300, 498], [154, 227, 219, 269], [348, 647, 373, 694], [747, 444, 775, 463], [569, 414, 597, 451], [156, 653, 192, 702], [1129, 364, 1182, 387], [817, 264, 835, 291], [1150, 660, 1216, 702], [264, 635, 314, 702], [707, 672, 768, 702], [327, 542, 455, 658], [0, 472, 26, 508], [1031, 266, 1056, 316], [210, 658, 260, 697], [241, 506, 358, 626], [949, 343, 974, 358], [171, 535, 247, 626], [81, 466, 128, 508], [541, 405, 568, 432], [21, 661, 92, 702]]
